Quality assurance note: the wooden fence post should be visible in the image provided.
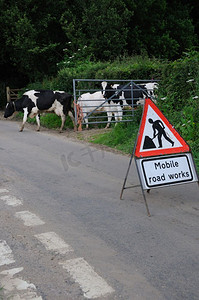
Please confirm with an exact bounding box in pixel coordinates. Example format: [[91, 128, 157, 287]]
[[6, 86, 11, 102], [6, 87, 21, 102]]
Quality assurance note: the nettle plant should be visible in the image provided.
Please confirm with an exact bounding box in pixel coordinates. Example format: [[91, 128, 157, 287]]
[[175, 105, 197, 140], [57, 43, 90, 69], [160, 51, 199, 108]]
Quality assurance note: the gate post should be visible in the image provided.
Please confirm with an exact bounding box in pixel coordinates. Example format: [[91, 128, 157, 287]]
[[6, 87, 11, 102]]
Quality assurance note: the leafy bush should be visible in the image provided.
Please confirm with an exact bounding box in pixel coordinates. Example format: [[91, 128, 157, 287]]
[[20, 54, 163, 94], [157, 51, 199, 148], [24, 77, 64, 93], [57, 60, 109, 93], [95, 56, 162, 80], [158, 51, 199, 110], [91, 108, 142, 153]]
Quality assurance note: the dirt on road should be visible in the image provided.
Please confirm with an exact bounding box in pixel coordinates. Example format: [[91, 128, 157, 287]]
[[0, 110, 128, 156]]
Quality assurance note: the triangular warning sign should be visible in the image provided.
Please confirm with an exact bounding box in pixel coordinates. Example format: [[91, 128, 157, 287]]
[[134, 98, 190, 158]]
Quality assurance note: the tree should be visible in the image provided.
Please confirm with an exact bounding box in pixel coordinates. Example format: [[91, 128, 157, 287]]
[[0, 0, 198, 89], [0, 0, 69, 83], [61, 0, 132, 60], [126, 0, 196, 59]]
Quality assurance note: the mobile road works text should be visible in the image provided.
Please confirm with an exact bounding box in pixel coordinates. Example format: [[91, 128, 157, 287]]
[[140, 154, 195, 188]]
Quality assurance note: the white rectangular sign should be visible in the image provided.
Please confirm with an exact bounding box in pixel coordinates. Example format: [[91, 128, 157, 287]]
[[136, 153, 198, 190]]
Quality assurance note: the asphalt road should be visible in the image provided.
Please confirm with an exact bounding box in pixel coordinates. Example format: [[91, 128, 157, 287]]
[[0, 119, 199, 300]]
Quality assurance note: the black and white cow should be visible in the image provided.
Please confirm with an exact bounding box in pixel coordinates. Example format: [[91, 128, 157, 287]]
[[102, 81, 158, 107], [144, 82, 158, 98], [102, 82, 148, 108], [77, 90, 123, 129], [4, 89, 76, 132]]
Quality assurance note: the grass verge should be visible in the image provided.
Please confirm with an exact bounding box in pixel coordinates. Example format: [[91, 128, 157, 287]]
[[90, 121, 138, 154], [90, 114, 199, 174]]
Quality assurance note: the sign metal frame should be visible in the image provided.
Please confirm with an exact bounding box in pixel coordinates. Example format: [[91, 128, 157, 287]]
[[120, 99, 199, 216]]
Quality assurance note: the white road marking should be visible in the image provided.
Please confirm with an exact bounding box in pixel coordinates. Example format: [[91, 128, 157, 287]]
[[60, 257, 114, 299], [0, 240, 15, 266], [0, 195, 23, 206], [35, 232, 74, 254], [0, 267, 42, 299], [0, 188, 9, 193], [1, 190, 113, 299], [15, 211, 45, 226]]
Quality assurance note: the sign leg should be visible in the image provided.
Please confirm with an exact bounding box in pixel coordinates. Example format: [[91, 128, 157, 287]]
[[135, 157, 151, 216], [120, 152, 134, 200], [141, 188, 151, 217]]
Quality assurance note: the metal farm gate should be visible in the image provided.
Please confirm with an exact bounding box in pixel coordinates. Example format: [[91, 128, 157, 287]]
[[73, 79, 156, 130]]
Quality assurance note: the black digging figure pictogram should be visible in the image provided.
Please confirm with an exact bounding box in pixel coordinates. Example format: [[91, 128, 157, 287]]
[[143, 118, 175, 149], [147, 118, 174, 148]]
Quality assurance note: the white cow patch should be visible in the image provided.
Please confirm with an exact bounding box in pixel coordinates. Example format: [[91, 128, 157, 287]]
[[54, 90, 65, 93], [29, 107, 39, 118], [23, 90, 38, 105], [46, 100, 63, 116]]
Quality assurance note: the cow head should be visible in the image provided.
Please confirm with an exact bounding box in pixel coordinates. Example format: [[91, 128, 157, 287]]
[[101, 81, 107, 96], [144, 82, 159, 98], [4, 102, 15, 118], [101, 82, 119, 100]]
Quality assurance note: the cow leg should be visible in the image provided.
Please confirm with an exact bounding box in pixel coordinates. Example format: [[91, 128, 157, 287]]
[[105, 111, 113, 129], [85, 117, 89, 129], [114, 114, 121, 126], [83, 113, 89, 130], [114, 105, 123, 126], [68, 111, 77, 131], [59, 114, 66, 133], [20, 108, 28, 132], [36, 114, 40, 131], [112, 104, 119, 126]]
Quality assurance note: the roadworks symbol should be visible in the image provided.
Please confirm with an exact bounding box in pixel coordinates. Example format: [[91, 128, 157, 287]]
[[135, 98, 190, 158]]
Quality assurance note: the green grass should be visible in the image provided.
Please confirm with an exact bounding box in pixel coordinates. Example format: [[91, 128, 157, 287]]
[[40, 113, 74, 129], [15, 112, 74, 129], [90, 110, 199, 174], [90, 122, 138, 154], [90, 111, 142, 154]]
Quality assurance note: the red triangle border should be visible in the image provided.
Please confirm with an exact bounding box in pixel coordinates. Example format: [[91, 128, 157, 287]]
[[134, 99, 190, 158]]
